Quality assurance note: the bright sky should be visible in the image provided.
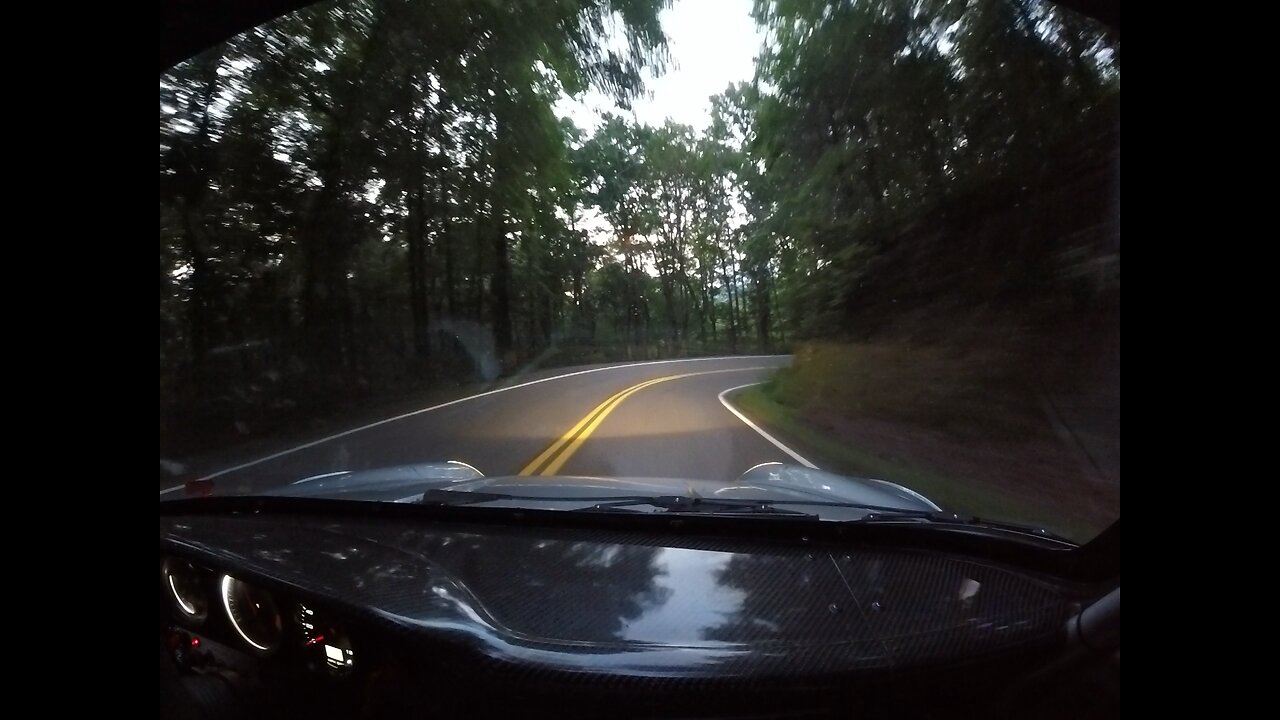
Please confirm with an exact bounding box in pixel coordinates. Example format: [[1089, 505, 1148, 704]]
[[555, 0, 764, 134]]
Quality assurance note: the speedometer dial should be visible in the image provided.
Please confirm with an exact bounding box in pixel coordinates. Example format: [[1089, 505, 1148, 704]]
[[162, 557, 208, 623], [220, 575, 283, 653]]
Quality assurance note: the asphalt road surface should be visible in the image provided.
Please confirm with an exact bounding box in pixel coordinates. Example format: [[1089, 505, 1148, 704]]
[[161, 355, 815, 497]]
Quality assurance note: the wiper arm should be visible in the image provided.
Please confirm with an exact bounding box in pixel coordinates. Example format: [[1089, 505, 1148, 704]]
[[418, 490, 817, 518], [418, 490, 1062, 535], [419, 490, 692, 507], [586, 495, 817, 517], [419, 489, 512, 506], [419, 489, 945, 520], [852, 509, 1074, 544]]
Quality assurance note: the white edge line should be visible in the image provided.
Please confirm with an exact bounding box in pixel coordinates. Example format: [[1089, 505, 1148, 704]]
[[717, 383, 819, 470], [166, 355, 790, 489]]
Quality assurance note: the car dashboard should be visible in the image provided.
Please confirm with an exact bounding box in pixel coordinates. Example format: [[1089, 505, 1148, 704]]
[[159, 506, 1118, 719]]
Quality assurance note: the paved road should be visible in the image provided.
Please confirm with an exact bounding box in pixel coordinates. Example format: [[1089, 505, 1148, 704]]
[[161, 355, 812, 497]]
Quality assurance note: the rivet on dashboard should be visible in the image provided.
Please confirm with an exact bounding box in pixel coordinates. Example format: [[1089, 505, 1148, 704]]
[[828, 603, 840, 614], [870, 601, 883, 612]]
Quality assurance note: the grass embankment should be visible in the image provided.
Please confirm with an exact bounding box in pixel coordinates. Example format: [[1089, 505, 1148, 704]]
[[737, 342, 1118, 542]]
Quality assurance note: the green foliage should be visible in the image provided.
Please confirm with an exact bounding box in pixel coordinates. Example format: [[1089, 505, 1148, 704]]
[[750, 0, 1119, 339], [160, 0, 671, 453], [159, 0, 1119, 458]]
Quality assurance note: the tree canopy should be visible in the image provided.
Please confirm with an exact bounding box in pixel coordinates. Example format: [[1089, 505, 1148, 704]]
[[160, 0, 1119, 456]]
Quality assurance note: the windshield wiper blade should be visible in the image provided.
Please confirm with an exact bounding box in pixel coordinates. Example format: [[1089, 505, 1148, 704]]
[[419, 489, 947, 518], [418, 490, 817, 517], [420, 490, 1042, 528], [419, 489, 512, 506], [418, 490, 695, 507], [852, 510, 1074, 543], [585, 496, 818, 518]]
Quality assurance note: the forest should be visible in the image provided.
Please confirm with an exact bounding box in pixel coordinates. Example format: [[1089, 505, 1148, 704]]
[[160, 0, 1120, 459]]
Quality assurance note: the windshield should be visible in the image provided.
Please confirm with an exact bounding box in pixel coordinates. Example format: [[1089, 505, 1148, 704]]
[[160, 0, 1119, 543]]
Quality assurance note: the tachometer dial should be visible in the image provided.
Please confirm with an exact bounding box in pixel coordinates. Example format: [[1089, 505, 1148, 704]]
[[162, 557, 208, 623], [220, 575, 282, 653]]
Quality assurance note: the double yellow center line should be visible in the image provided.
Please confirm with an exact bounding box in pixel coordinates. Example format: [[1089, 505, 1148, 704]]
[[518, 373, 696, 476]]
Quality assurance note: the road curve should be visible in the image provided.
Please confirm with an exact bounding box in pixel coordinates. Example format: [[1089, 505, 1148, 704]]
[[162, 355, 811, 497]]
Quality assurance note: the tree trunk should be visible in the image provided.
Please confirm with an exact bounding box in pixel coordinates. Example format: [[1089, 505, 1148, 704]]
[[408, 139, 430, 363], [442, 187, 456, 317], [491, 217, 512, 363], [755, 270, 771, 351], [177, 50, 222, 397], [657, 269, 678, 344], [299, 8, 388, 387], [471, 216, 486, 321], [721, 251, 738, 353], [182, 200, 211, 387], [772, 271, 786, 346], [705, 268, 718, 343]]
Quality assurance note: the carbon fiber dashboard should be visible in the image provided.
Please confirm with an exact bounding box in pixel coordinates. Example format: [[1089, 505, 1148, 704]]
[[160, 512, 1085, 717]]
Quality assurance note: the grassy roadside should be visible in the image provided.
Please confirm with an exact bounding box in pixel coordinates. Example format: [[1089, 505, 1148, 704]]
[[733, 343, 1116, 542], [734, 386, 1090, 539]]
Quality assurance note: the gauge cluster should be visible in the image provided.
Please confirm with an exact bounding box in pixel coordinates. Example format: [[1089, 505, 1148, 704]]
[[160, 555, 358, 679], [163, 556, 209, 623], [296, 602, 356, 676]]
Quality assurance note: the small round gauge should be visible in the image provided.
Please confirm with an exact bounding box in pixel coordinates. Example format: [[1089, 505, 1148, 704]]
[[220, 575, 283, 653], [162, 557, 208, 623], [297, 603, 356, 677]]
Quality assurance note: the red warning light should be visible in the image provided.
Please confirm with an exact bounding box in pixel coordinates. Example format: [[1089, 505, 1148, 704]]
[[185, 479, 215, 497], [190, 637, 200, 647]]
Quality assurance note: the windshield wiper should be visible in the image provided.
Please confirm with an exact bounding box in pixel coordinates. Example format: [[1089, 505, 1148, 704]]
[[419, 489, 516, 506], [585, 495, 817, 517], [851, 509, 1075, 544], [597, 497, 950, 522], [419, 490, 939, 520], [419, 489, 814, 516], [417, 490, 1075, 537]]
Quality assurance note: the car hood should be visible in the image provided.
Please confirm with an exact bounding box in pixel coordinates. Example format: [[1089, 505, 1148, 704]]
[[257, 461, 942, 514]]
